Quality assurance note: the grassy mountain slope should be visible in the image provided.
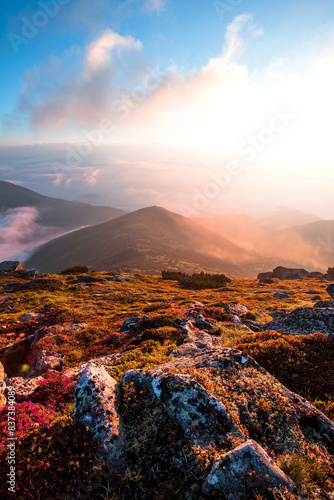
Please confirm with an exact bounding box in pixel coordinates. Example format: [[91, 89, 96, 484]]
[[0, 270, 333, 499], [26, 206, 276, 276], [0, 180, 125, 229]]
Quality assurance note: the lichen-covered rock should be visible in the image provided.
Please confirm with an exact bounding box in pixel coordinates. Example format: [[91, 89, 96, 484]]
[[225, 303, 248, 315], [74, 363, 125, 467], [6, 376, 44, 401], [35, 350, 64, 374], [186, 310, 215, 330], [327, 284, 334, 299], [122, 369, 244, 451], [273, 291, 291, 299], [21, 312, 45, 322], [263, 306, 334, 335], [67, 323, 88, 331], [202, 440, 296, 498], [121, 316, 147, 332], [178, 319, 221, 350], [314, 300, 334, 308]]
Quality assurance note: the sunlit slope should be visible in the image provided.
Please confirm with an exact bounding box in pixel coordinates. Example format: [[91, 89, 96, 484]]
[[26, 206, 274, 276]]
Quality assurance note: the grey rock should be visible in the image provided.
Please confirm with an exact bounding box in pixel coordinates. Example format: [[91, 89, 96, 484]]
[[30, 326, 46, 348], [21, 312, 45, 322], [186, 310, 214, 330], [121, 316, 147, 332], [67, 323, 88, 331], [202, 440, 296, 498], [122, 369, 245, 451], [314, 300, 334, 308], [225, 303, 249, 315], [190, 302, 204, 308], [273, 292, 291, 299], [6, 376, 44, 401], [264, 306, 334, 335], [240, 319, 263, 332], [74, 363, 125, 467], [273, 266, 310, 280], [327, 284, 334, 299], [0, 261, 25, 272], [35, 350, 64, 374]]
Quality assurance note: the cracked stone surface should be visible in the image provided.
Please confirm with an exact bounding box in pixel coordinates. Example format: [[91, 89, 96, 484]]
[[74, 363, 125, 467], [202, 439, 296, 498]]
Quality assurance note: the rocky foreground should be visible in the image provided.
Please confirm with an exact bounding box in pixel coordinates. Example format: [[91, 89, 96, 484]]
[[0, 263, 334, 499]]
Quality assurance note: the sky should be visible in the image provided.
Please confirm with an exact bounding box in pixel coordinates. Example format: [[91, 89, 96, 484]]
[[0, 0, 334, 218]]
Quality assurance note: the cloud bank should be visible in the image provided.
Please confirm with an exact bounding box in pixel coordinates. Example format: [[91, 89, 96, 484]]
[[0, 207, 58, 261]]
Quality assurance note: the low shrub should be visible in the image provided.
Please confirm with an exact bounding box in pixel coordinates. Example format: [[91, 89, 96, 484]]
[[60, 266, 89, 275], [161, 270, 231, 289]]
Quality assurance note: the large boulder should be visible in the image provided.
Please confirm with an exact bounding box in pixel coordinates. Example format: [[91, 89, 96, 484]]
[[119, 347, 334, 496], [202, 439, 296, 498], [273, 266, 310, 280], [122, 369, 245, 451], [35, 350, 64, 374], [327, 284, 334, 299], [0, 261, 25, 272], [263, 306, 334, 335], [74, 363, 125, 467]]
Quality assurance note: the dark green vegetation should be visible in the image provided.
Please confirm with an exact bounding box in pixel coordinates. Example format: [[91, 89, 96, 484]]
[[161, 270, 231, 289], [0, 270, 334, 498], [60, 266, 90, 275]]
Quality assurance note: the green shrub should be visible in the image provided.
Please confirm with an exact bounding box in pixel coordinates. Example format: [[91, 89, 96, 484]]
[[326, 267, 334, 278], [279, 453, 326, 493], [60, 265, 89, 275], [161, 270, 231, 289]]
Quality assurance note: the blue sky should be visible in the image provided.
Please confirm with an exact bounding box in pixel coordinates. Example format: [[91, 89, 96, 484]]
[[1, 0, 333, 132], [0, 0, 334, 218]]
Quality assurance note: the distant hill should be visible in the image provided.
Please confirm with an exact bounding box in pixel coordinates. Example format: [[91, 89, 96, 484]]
[[262, 209, 322, 230], [26, 206, 276, 277], [286, 220, 334, 265], [0, 180, 125, 229]]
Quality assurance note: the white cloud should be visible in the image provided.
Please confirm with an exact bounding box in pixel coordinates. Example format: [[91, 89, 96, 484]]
[[0, 207, 56, 261], [222, 13, 263, 63], [84, 30, 142, 76]]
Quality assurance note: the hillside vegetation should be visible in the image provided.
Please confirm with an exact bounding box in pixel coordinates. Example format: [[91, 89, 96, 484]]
[[0, 268, 334, 499]]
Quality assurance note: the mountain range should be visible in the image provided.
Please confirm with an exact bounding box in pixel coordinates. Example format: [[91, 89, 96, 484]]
[[1, 181, 333, 276], [0, 180, 125, 228], [26, 206, 273, 276]]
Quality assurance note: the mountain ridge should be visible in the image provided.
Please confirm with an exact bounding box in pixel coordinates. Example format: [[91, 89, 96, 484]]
[[26, 205, 277, 276]]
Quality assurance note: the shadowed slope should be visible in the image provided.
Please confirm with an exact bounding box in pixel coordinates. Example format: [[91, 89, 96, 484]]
[[26, 206, 272, 276]]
